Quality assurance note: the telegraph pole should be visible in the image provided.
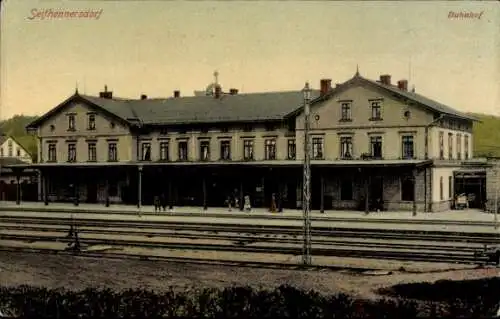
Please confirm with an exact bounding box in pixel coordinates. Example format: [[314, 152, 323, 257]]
[[302, 82, 312, 266]]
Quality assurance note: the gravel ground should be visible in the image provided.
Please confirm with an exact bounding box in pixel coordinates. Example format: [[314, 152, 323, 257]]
[[0, 251, 499, 300]]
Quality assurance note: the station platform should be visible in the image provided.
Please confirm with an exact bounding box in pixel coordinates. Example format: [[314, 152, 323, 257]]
[[1, 200, 499, 226]]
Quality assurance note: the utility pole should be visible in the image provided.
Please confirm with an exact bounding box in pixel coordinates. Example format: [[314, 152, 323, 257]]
[[495, 163, 499, 229], [302, 82, 312, 266]]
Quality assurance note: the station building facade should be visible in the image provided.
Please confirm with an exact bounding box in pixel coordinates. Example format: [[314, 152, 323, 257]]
[[13, 71, 479, 213]]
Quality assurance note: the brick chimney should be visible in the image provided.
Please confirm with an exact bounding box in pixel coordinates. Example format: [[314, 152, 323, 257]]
[[214, 85, 222, 99], [229, 88, 238, 95], [173, 90, 180, 98], [140, 94, 147, 100], [99, 85, 113, 99], [320, 79, 332, 96], [379, 75, 391, 85], [397, 80, 408, 91]]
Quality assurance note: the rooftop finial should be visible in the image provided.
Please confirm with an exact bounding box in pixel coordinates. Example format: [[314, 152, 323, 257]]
[[104, 85, 108, 92], [355, 64, 360, 76], [213, 70, 219, 86], [75, 81, 79, 94]]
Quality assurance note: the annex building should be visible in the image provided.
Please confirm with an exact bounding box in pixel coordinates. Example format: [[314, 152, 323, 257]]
[[9, 71, 482, 213]]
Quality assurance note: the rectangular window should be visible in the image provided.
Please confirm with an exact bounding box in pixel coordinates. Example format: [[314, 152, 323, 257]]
[[159, 142, 169, 161], [448, 133, 453, 160], [464, 135, 469, 159], [68, 114, 76, 131], [370, 101, 382, 120], [456, 134, 462, 160], [401, 135, 414, 159], [440, 176, 444, 200], [87, 142, 96, 162], [48, 143, 57, 162], [401, 176, 415, 201], [287, 139, 296, 160], [16, 148, 20, 157], [67, 143, 76, 162], [341, 102, 351, 121], [243, 140, 254, 160], [141, 142, 151, 161], [312, 137, 324, 159], [87, 114, 96, 130], [439, 131, 444, 159], [370, 136, 383, 159], [108, 143, 117, 162], [7, 140, 12, 157], [178, 141, 188, 161], [200, 141, 210, 161], [220, 140, 231, 160], [340, 136, 353, 159], [448, 176, 453, 199], [340, 179, 353, 200], [265, 139, 277, 160]]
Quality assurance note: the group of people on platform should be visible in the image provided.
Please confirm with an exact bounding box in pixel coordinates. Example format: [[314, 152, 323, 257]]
[[225, 190, 252, 212]]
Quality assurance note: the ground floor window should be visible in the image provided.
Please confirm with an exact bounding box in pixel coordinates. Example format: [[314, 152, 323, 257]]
[[440, 176, 444, 200], [448, 176, 453, 199], [401, 176, 415, 201], [340, 179, 353, 200]]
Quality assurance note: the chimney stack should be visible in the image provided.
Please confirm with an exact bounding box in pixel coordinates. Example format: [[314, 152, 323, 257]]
[[214, 85, 222, 99], [140, 94, 147, 100], [99, 85, 113, 99], [379, 75, 391, 85], [320, 79, 332, 96], [173, 90, 180, 98], [229, 88, 238, 95], [397, 80, 408, 91]]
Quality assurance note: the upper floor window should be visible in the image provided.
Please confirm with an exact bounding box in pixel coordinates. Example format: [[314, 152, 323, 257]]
[[7, 140, 12, 157], [141, 142, 151, 161], [456, 134, 462, 160], [220, 140, 231, 160], [178, 141, 188, 161], [439, 131, 444, 159], [68, 114, 76, 131], [200, 141, 210, 161], [87, 114, 96, 130], [448, 133, 453, 160], [287, 139, 296, 160], [464, 135, 469, 160], [87, 142, 97, 162], [370, 101, 382, 120], [67, 143, 76, 162], [16, 147, 20, 157], [108, 142, 117, 162], [401, 135, 414, 159], [370, 136, 383, 159], [265, 139, 276, 160], [243, 140, 254, 160], [160, 142, 169, 161], [440, 176, 444, 200], [312, 137, 324, 159], [48, 143, 57, 162], [340, 102, 352, 121], [340, 136, 353, 159]]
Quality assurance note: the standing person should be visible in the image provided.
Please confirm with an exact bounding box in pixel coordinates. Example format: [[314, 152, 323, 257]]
[[160, 193, 167, 212], [244, 195, 251, 212], [270, 193, 277, 213], [153, 195, 160, 213], [226, 195, 232, 212]]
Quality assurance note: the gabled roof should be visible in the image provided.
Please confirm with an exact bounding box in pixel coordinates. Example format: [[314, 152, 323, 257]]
[[27, 90, 321, 129], [0, 134, 7, 146], [300, 73, 477, 121]]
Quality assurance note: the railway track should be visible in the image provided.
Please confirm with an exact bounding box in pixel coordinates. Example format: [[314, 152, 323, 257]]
[[0, 215, 495, 267]]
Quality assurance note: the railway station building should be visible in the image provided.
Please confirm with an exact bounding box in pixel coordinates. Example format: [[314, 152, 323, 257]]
[[8, 70, 481, 213]]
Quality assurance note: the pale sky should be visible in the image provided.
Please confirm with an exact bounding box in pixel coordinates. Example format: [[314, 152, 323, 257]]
[[1, 1, 499, 120]]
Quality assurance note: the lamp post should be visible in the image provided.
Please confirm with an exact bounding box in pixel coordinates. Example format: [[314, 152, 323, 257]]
[[302, 82, 312, 266], [495, 165, 499, 229]]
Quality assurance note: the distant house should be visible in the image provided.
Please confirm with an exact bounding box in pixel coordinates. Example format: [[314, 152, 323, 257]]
[[0, 134, 33, 163]]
